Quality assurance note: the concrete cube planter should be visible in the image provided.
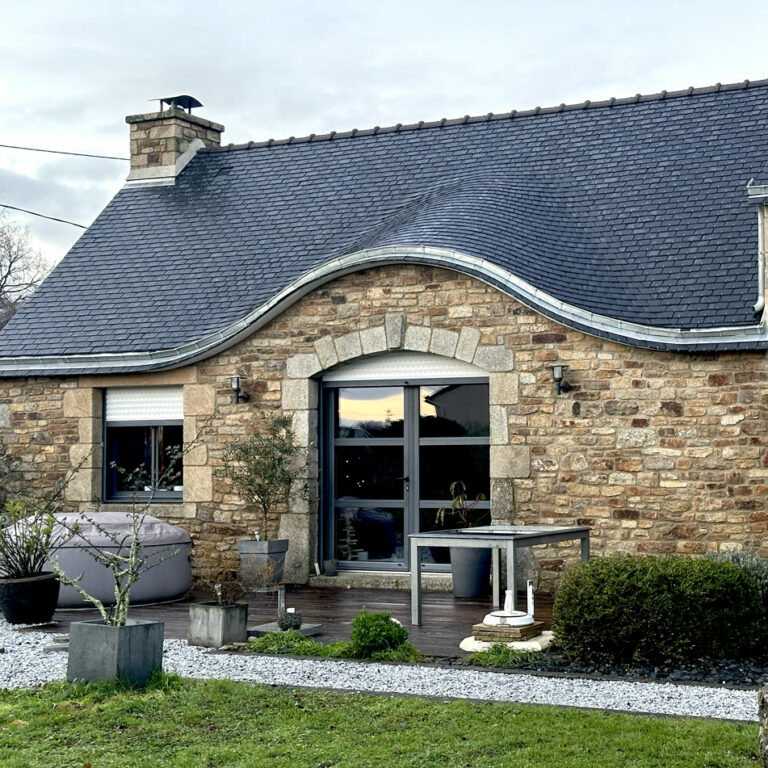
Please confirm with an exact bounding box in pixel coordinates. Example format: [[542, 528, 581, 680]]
[[67, 619, 164, 686], [188, 602, 248, 648], [237, 538, 288, 590]]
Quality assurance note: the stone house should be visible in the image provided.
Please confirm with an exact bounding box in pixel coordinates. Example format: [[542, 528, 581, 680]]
[[0, 82, 767, 591]]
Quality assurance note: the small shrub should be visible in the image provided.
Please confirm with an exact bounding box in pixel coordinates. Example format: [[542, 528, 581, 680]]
[[552, 554, 764, 664], [349, 611, 409, 658], [467, 644, 545, 669]]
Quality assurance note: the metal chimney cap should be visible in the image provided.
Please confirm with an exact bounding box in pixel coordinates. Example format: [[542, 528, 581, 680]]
[[157, 95, 203, 113]]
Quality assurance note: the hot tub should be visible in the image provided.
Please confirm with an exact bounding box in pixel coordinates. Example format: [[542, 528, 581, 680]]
[[48, 512, 192, 608]]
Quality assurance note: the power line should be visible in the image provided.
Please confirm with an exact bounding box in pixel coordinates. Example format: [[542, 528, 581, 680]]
[[0, 143, 128, 161], [0, 203, 86, 229]]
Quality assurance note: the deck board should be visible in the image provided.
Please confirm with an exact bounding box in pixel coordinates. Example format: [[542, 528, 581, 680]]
[[28, 587, 553, 658]]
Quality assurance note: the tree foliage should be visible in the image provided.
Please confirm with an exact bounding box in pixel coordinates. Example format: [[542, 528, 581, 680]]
[[220, 413, 304, 540]]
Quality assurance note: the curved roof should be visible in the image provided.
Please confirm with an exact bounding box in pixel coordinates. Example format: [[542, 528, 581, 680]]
[[1, 79, 768, 375]]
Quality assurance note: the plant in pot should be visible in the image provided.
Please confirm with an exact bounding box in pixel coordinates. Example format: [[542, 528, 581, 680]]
[[46, 443, 191, 686], [436, 481, 491, 599], [0, 497, 71, 625], [48, 504, 175, 686], [220, 413, 305, 592], [188, 570, 249, 648]]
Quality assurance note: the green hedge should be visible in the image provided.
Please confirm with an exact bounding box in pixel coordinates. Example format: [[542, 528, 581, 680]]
[[552, 554, 764, 664]]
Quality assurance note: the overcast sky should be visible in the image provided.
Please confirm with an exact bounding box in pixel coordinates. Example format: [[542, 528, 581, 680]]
[[2, 0, 767, 267]]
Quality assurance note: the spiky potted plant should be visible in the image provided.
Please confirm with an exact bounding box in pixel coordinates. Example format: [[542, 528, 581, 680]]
[[188, 570, 248, 648], [0, 498, 71, 624], [437, 481, 491, 598], [221, 413, 305, 591]]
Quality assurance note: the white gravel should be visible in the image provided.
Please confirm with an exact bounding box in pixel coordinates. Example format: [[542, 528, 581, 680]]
[[0, 621, 757, 722]]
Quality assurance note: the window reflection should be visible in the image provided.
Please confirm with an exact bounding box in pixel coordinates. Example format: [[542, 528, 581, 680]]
[[420, 384, 489, 437], [336, 446, 404, 499], [419, 445, 490, 500], [335, 507, 404, 562], [337, 387, 404, 438]]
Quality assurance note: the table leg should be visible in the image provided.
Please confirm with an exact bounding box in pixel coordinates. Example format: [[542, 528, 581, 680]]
[[410, 541, 422, 625], [505, 542, 517, 611], [580, 534, 590, 562], [491, 547, 501, 608]]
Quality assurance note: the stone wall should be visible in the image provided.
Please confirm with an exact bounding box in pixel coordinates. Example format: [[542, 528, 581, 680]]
[[0, 264, 767, 590]]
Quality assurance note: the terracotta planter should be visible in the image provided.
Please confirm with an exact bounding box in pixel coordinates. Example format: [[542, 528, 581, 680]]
[[0, 572, 60, 625], [237, 539, 288, 590]]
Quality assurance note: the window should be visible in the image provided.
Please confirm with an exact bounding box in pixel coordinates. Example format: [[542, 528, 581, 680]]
[[104, 387, 184, 501], [321, 353, 490, 570]]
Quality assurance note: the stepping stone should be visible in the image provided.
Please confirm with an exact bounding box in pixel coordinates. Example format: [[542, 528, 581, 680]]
[[247, 622, 322, 638], [43, 634, 70, 653]]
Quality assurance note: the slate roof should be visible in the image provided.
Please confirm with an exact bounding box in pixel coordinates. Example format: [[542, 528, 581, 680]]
[[2, 79, 768, 375]]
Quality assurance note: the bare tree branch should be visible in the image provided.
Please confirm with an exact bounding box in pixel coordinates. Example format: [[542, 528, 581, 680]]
[[0, 213, 51, 328]]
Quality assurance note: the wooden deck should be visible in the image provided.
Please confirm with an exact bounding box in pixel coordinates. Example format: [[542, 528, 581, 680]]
[[31, 587, 554, 658]]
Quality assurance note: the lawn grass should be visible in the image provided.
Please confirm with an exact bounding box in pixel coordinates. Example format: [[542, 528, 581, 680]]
[[0, 675, 757, 768]]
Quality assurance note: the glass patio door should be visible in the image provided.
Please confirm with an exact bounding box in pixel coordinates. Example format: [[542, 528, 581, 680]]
[[322, 381, 490, 570]]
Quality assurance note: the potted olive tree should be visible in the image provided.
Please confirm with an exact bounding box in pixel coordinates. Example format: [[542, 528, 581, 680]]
[[437, 481, 491, 598], [47, 443, 192, 686], [221, 413, 304, 591], [50, 507, 172, 686], [188, 570, 248, 648]]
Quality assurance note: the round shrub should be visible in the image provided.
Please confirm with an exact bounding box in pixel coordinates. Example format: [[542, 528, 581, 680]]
[[349, 611, 409, 658], [552, 554, 764, 664]]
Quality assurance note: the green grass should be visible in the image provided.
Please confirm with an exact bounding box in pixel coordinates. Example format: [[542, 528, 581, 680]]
[[466, 643, 546, 668], [0, 675, 757, 767], [246, 629, 422, 662]]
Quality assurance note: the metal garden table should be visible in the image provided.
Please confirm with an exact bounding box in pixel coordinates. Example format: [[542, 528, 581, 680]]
[[408, 525, 591, 625]]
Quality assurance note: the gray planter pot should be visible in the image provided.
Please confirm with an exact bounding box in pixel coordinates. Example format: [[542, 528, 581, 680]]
[[67, 619, 164, 686], [237, 538, 288, 590], [450, 547, 492, 598], [188, 602, 248, 648]]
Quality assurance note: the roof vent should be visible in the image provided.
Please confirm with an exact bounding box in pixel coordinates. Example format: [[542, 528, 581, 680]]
[[157, 95, 203, 114]]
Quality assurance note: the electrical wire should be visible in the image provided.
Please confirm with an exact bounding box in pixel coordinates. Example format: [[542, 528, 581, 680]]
[[0, 143, 128, 161], [0, 203, 86, 229]]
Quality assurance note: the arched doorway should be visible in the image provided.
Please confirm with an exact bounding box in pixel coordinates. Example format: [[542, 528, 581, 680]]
[[320, 352, 490, 571]]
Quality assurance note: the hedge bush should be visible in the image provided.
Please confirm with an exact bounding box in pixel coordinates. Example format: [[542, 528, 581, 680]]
[[706, 549, 768, 614], [552, 555, 764, 664]]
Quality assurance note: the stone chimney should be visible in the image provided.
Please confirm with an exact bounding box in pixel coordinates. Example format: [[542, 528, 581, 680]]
[[125, 95, 224, 185]]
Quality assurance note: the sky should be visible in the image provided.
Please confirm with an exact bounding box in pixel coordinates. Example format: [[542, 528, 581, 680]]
[[2, 0, 768, 269]]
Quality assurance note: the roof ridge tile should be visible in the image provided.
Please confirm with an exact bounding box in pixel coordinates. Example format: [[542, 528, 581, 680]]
[[202, 77, 768, 154]]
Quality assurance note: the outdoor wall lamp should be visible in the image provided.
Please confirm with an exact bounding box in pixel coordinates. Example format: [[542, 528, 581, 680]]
[[230, 374, 250, 404], [549, 364, 572, 395]]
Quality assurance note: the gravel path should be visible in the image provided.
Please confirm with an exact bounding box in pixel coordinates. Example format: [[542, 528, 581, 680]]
[[0, 622, 757, 722]]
